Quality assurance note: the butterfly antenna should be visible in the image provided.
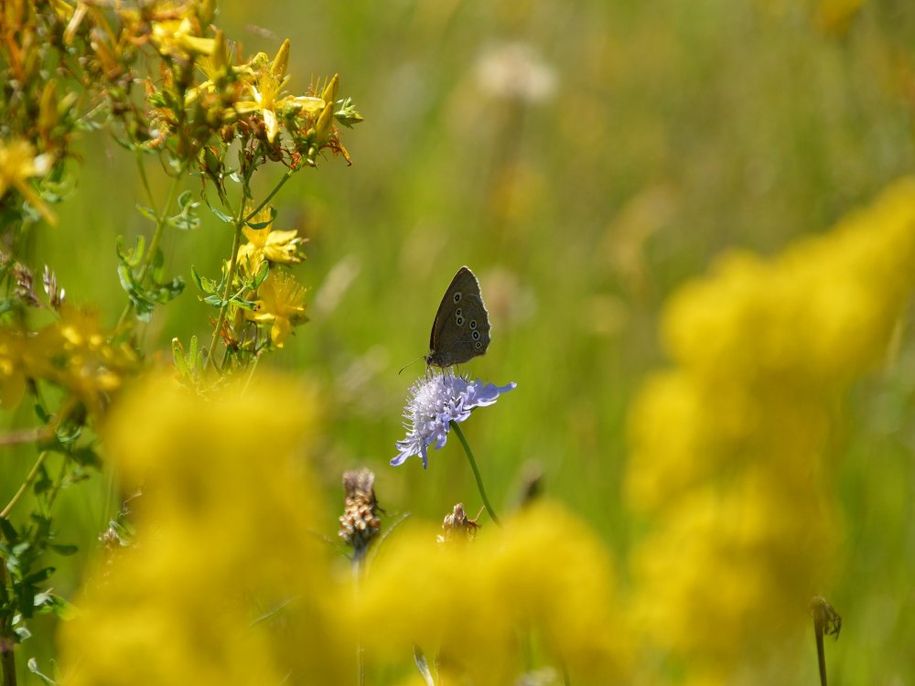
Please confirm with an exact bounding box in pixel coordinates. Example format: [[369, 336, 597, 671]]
[[398, 355, 426, 376]]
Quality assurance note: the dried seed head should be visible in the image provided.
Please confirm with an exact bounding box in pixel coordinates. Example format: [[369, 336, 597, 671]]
[[810, 595, 842, 639], [437, 503, 480, 543], [42, 264, 66, 310], [12, 262, 40, 306], [338, 468, 380, 556]]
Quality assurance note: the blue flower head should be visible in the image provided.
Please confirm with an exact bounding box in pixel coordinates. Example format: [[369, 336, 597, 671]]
[[392, 372, 516, 468]]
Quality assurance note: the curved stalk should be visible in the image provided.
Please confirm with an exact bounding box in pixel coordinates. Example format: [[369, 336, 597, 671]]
[[450, 421, 500, 525]]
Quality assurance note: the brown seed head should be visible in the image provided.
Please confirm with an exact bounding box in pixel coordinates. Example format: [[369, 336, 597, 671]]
[[338, 468, 380, 554]]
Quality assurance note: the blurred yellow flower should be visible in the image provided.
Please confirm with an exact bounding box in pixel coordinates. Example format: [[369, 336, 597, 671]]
[[30, 305, 137, 415], [238, 207, 306, 274], [0, 328, 27, 409], [0, 137, 55, 224], [247, 269, 308, 347], [150, 15, 215, 60], [58, 372, 348, 685], [816, 0, 865, 34], [354, 502, 632, 685], [625, 177, 915, 680]]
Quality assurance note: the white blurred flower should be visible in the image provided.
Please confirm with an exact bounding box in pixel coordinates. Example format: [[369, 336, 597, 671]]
[[474, 42, 557, 104]]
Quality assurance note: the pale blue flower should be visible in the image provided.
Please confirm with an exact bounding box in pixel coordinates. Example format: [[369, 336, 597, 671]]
[[392, 372, 516, 468]]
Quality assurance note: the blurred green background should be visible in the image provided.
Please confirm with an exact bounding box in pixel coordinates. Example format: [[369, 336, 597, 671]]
[[4, 0, 915, 682]]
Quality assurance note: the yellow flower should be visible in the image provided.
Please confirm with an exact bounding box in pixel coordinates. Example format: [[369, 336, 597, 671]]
[[58, 373, 348, 685], [238, 207, 306, 274], [29, 305, 137, 415], [313, 74, 339, 145], [0, 328, 26, 410], [247, 270, 308, 347], [234, 40, 289, 143], [625, 177, 915, 680], [234, 43, 333, 144], [0, 137, 55, 224], [815, 0, 865, 34], [149, 14, 215, 60], [353, 502, 632, 685]]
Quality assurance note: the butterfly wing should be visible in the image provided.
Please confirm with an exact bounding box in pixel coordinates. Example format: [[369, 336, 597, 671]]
[[427, 267, 491, 367]]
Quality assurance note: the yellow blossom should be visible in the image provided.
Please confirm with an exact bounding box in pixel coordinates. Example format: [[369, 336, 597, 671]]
[[353, 502, 632, 685], [313, 74, 339, 144], [238, 207, 306, 274], [0, 137, 55, 224], [247, 270, 308, 347], [0, 329, 26, 409], [625, 177, 915, 680], [233, 41, 289, 143], [815, 0, 865, 34], [234, 43, 334, 144], [150, 16, 216, 60], [29, 305, 137, 415], [58, 373, 348, 685]]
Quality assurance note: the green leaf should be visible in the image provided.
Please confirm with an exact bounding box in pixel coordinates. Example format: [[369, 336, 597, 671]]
[[135, 204, 158, 223], [191, 266, 217, 295], [71, 447, 101, 468], [168, 190, 201, 231], [33, 464, 52, 495], [54, 421, 82, 446], [207, 203, 233, 224], [117, 264, 155, 322], [115, 235, 146, 268], [27, 657, 56, 685], [33, 591, 52, 608], [251, 261, 270, 289], [172, 337, 188, 375], [149, 276, 185, 304], [203, 294, 225, 307], [245, 205, 276, 229], [24, 568, 55, 586], [33, 402, 51, 424], [188, 334, 199, 368], [413, 646, 435, 686], [48, 543, 78, 556], [0, 517, 19, 544], [229, 294, 257, 311]]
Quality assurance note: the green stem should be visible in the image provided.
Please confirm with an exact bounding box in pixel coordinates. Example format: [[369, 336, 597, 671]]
[[244, 168, 296, 224], [116, 161, 183, 330], [0, 553, 14, 686], [204, 167, 298, 371], [450, 421, 500, 525], [0, 452, 48, 519], [0, 626, 15, 686], [353, 557, 365, 686], [41, 455, 69, 518], [204, 219, 244, 371], [815, 623, 827, 686]]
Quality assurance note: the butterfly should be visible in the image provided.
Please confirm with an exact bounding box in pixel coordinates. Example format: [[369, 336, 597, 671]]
[[425, 266, 491, 368]]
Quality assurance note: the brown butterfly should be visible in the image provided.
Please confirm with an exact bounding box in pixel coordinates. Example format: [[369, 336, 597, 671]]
[[425, 266, 491, 368]]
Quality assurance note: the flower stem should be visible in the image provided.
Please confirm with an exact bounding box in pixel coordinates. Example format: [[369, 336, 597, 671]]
[[203, 167, 298, 371], [244, 167, 296, 224], [810, 595, 841, 686], [204, 219, 243, 370], [450, 421, 500, 525], [815, 622, 827, 686], [116, 160, 183, 331], [0, 452, 48, 519], [352, 556, 365, 686], [0, 628, 16, 686]]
